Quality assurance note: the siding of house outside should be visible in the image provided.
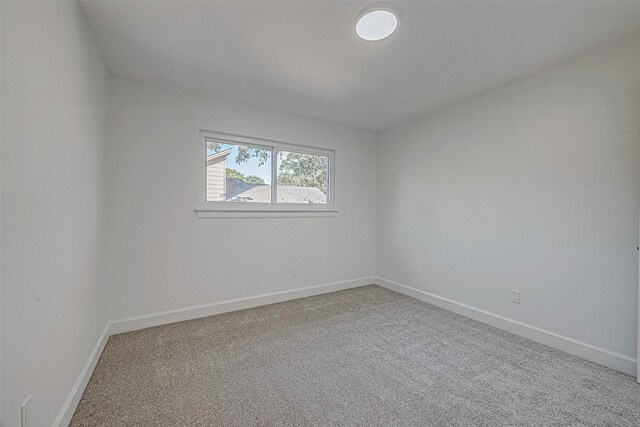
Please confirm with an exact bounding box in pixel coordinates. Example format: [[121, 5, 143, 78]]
[[206, 151, 327, 203], [206, 150, 230, 201]]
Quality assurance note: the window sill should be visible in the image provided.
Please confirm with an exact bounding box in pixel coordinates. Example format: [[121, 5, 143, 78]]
[[194, 208, 338, 219]]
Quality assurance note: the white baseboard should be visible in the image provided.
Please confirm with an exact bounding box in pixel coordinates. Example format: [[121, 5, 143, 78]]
[[52, 324, 110, 427], [108, 276, 375, 335], [375, 276, 637, 377], [53, 277, 374, 426], [53, 275, 635, 427]]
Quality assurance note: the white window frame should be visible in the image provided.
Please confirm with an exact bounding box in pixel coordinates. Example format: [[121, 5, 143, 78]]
[[195, 130, 337, 218]]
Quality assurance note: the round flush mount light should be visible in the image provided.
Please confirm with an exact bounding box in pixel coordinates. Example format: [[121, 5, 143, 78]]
[[356, 9, 398, 41]]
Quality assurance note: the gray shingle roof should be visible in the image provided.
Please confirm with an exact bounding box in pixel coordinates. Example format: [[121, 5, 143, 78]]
[[226, 178, 326, 203]]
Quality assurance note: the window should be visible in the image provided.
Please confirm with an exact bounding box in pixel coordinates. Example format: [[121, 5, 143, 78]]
[[277, 151, 329, 204], [200, 131, 335, 215], [206, 140, 273, 203]]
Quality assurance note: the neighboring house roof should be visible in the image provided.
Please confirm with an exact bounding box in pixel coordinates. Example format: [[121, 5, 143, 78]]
[[275, 186, 326, 204], [226, 178, 262, 200], [206, 149, 232, 166], [226, 178, 326, 203]]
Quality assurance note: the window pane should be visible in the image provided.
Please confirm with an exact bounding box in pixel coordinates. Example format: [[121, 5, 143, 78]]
[[206, 139, 272, 203], [276, 151, 328, 204]]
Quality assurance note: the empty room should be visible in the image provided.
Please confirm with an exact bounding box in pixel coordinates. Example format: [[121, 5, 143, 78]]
[[3, 0, 640, 425]]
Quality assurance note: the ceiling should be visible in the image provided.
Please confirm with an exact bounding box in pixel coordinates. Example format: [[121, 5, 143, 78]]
[[80, 1, 640, 132]]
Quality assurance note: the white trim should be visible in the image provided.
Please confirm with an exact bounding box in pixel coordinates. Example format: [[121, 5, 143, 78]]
[[200, 129, 336, 212], [108, 277, 374, 335], [637, 192, 640, 382], [201, 129, 333, 157], [52, 277, 374, 425], [206, 148, 232, 166], [194, 208, 338, 219], [194, 203, 336, 213], [375, 277, 638, 377], [53, 276, 637, 426], [51, 324, 110, 427]]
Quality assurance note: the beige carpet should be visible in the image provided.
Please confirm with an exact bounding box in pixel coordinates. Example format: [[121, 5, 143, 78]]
[[71, 285, 640, 426]]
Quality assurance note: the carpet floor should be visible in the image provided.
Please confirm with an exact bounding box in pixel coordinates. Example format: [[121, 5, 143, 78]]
[[70, 285, 640, 426]]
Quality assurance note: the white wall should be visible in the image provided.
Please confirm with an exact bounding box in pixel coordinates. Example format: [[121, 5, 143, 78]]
[[1, 2, 110, 426], [376, 35, 640, 362], [0, 1, 3, 421], [106, 76, 376, 321], [2, 2, 638, 423]]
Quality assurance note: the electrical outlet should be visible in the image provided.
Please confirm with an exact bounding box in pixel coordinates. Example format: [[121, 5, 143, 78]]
[[291, 266, 298, 276], [21, 395, 31, 427], [511, 289, 521, 304]]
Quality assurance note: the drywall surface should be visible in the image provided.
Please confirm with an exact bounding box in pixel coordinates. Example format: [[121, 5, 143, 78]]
[[1, 2, 110, 426], [376, 35, 640, 360], [106, 76, 376, 320]]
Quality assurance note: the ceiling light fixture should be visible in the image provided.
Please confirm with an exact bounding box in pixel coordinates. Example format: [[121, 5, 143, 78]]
[[356, 9, 398, 41]]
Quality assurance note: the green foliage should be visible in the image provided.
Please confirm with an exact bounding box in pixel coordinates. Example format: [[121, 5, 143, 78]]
[[244, 175, 265, 184], [277, 152, 327, 194], [207, 139, 270, 166], [226, 168, 265, 185], [208, 140, 326, 191], [225, 168, 245, 180]]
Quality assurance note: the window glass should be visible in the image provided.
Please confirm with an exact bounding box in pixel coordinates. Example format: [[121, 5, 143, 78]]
[[205, 139, 272, 203], [276, 150, 328, 204]]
